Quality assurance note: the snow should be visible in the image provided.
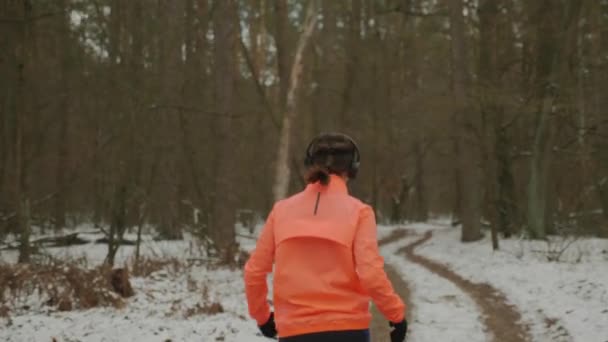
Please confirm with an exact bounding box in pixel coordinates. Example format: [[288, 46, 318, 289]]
[[1, 224, 201, 266], [2, 220, 607, 341], [413, 227, 608, 342], [1, 264, 268, 342], [0, 224, 267, 342], [381, 236, 489, 342], [1, 266, 268, 341]]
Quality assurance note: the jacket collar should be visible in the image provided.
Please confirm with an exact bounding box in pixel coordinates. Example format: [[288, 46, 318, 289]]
[[306, 174, 349, 194]]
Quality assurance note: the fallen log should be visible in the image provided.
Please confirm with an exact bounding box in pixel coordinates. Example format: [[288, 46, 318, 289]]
[[94, 237, 136, 246], [32, 233, 90, 247]]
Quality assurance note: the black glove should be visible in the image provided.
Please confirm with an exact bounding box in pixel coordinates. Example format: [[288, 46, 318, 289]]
[[259, 312, 277, 338], [389, 319, 407, 342]]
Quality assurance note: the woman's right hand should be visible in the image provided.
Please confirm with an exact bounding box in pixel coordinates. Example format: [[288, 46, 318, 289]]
[[259, 312, 277, 338], [389, 319, 407, 342]]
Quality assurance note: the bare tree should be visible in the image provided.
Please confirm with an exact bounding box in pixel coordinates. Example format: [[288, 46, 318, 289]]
[[54, 0, 72, 230], [10, 0, 32, 263], [273, 1, 318, 201], [527, 0, 583, 238], [448, 0, 482, 242], [2, 0, 608, 258], [104, 0, 126, 266], [211, 0, 239, 263], [478, 0, 502, 249], [274, 0, 290, 112]]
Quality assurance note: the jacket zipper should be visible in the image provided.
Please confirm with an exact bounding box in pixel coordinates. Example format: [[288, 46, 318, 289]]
[[313, 191, 321, 215]]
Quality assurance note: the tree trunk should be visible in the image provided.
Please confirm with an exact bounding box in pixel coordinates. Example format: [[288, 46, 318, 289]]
[[134, 217, 144, 266], [274, 0, 290, 112], [478, 0, 501, 249], [337, 0, 361, 129], [15, 0, 31, 263], [589, 0, 607, 228], [597, 180, 608, 225], [18, 199, 31, 262], [390, 176, 409, 224], [448, 0, 482, 242], [527, 0, 582, 238], [451, 138, 462, 225], [370, 60, 379, 214], [413, 140, 428, 222], [103, 0, 126, 265], [272, 1, 317, 201], [54, 0, 71, 230], [0, 66, 6, 214], [495, 125, 516, 237], [250, 0, 264, 74], [212, 0, 239, 263], [105, 184, 127, 266], [527, 0, 557, 239]]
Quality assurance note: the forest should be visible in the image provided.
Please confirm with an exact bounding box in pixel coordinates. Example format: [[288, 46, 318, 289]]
[[1, 0, 608, 265]]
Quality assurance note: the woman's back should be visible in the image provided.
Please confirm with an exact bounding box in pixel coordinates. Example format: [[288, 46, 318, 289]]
[[272, 179, 371, 336], [245, 175, 404, 338]]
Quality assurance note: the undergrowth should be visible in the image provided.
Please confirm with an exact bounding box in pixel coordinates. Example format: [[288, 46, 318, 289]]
[[0, 259, 125, 314]]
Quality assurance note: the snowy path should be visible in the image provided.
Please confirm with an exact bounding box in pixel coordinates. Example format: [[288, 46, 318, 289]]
[[377, 228, 489, 342], [378, 223, 608, 342], [2, 223, 605, 341], [371, 230, 413, 341], [415, 227, 608, 342], [398, 231, 531, 342]]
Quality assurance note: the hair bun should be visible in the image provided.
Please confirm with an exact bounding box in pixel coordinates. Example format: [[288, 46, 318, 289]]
[[305, 165, 330, 185]]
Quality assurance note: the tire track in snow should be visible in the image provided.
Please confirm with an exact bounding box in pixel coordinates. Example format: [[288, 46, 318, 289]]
[[372, 229, 487, 342], [370, 264, 413, 342], [399, 231, 533, 342], [371, 230, 413, 341]]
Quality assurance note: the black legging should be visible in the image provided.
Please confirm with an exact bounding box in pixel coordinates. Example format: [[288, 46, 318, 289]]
[[279, 329, 370, 342]]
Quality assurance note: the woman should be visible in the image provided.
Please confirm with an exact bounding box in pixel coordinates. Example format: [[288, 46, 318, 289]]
[[244, 132, 407, 342]]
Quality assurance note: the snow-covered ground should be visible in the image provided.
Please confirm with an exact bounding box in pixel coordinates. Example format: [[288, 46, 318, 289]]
[[381, 236, 489, 342], [1, 225, 206, 266], [408, 223, 608, 342], [1, 267, 266, 342], [2, 221, 607, 341], [0, 224, 268, 342]]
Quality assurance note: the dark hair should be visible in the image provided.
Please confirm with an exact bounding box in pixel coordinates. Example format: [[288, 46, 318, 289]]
[[304, 133, 357, 185], [305, 165, 331, 185]]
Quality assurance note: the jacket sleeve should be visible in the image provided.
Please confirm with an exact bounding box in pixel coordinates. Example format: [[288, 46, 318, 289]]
[[244, 208, 276, 325], [353, 205, 405, 322]]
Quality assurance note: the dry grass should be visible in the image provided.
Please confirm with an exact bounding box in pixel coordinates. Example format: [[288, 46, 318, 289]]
[[0, 254, 225, 318], [162, 278, 225, 318], [0, 304, 9, 318], [0, 261, 125, 311], [183, 302, 224, 318], [182, 284, 224, 318], [130, 256, 183, 277]]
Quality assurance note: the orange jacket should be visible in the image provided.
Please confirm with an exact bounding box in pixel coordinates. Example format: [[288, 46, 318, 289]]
[[244, 175, 405, 338]]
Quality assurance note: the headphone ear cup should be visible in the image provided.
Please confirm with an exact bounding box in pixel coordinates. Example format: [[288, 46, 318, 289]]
[[349, 161, 360, 178], [304, 138, 317, 167], [349, 147, 360, 178]]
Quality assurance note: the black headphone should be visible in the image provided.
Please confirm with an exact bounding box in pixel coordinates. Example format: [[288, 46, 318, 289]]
[[304, 133, 361, 178]]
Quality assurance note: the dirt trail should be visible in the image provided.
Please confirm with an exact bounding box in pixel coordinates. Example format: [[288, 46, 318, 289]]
[[370, 230, 413, 342], [398, 231, 533, 342]]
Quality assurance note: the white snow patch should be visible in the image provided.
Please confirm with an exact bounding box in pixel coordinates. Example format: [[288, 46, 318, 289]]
[[381, 237, 489, 342], [0, 224, 270, 342], [415, 227, 608, 342], [0, 262, 268, 342]]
